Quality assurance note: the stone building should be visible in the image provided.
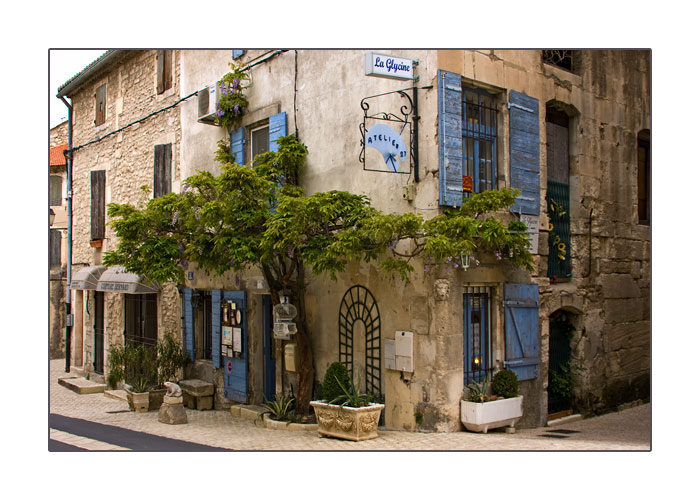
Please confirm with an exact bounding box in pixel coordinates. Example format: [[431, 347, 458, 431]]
[[56, 50, 182, 381], [55, 49, 650, 431], [50, 121, 69, 359]]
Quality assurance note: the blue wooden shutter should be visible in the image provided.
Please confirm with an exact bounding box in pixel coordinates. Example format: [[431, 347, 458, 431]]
[[268, 111, 287, 152], [503, 283, 540, 380], [232, 50, 245, 60], [509, 90, 540, 215], [211, 289, 222, 368], [230, 127, 245, 165], [223, 290, 248, 403], [438, 70, 463, 207], [183, 288, 195, 361]]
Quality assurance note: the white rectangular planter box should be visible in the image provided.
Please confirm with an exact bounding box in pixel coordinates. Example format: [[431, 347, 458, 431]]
[[460, 396, 523, 433]]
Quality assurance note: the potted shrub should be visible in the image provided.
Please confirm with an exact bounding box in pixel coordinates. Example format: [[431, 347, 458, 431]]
[[460, 369, 523, 433], [129, 376, 150, 413], [108, 342, 157, 411], [150, 335, 188, 410], [310, 363, 384, 441]]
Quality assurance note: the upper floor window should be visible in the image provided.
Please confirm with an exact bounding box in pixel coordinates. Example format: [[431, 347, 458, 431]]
[[50, 175, 63, 206], [637, 130, 650, 225], [462, 87, 498, 194], [90, 170, 105, 241], [153, 143, 172, 198], [95, 84, 106, 126], [251, 124, 270, 159], [157, 50, 173, 95], [542, 50, 574, 72]]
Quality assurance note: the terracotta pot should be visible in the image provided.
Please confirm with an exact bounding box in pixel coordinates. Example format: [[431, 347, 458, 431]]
[[310, 401, 384, 441]]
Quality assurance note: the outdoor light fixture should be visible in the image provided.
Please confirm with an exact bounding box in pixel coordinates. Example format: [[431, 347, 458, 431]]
[[460, 252, 471, 271], [49, 208, 55, 226]]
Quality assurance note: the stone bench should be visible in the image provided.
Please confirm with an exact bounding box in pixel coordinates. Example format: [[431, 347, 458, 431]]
[[179, 379, 214, 410]]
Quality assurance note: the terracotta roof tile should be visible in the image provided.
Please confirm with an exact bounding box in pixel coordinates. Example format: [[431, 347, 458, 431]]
[[50, 143, 68, 167]]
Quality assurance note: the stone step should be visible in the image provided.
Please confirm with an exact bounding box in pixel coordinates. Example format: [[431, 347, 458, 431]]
[[104, 389, 128, 402], [58, 376, 106, 395], [230, 404, 266, 420], [546, 413, 583, 427]]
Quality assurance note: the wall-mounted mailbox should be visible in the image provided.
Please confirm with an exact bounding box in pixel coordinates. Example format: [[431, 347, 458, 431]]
[[284, 343, 297, 372], [385, 331, 414, 373], [395, 330, 414, 372]]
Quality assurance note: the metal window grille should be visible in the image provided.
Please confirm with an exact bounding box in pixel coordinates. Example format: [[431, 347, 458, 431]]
[[547, 180, 572, 279], [124, 293, 158, 346], [464, 288, 492, 384], [542, 50, 574, 72], [462, 88, 498, 193]]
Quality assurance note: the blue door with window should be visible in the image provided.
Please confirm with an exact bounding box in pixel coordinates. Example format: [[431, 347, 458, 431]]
[[223, 290, 248, 403]]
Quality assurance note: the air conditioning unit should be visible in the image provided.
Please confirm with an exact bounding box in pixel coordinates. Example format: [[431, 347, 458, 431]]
[[197, 84, 221, 125]]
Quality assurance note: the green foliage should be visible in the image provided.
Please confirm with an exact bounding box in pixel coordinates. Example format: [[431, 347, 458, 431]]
[[215, 62, 250, 130], [467, 377, 489, 403], [492, 369, 519, 398], [131, 375, 150, 393], [322, 362, 350, 402], [255, 393, 299, 426], [329, 374, 375, 408], [156, 335, 189, 387], [108, 342, 158, 390]]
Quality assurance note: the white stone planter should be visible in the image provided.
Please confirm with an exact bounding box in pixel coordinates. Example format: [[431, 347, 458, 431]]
[[460, 396, 523, 433], [130, 391, 150, 413], [310, 401, 384, 441]]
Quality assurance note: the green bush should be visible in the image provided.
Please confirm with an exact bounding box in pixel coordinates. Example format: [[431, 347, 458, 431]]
[[492, 369, 519, 398], [322, 362, 350, 402]]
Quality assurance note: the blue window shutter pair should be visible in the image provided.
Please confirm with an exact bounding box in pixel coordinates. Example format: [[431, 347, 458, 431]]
[[183, 288, 195, 361], [438, 70, 464, 207], [509, 90, 540, 215], [229, 111, 287, 163], [211, 290, 222, 369], [503, 283, 540, 380]]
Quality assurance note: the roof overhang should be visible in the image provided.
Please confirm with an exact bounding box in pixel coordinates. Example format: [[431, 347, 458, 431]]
[[69, 266, 107, 290], [56, 50, 128, 98], [96, 266, 161, 294]]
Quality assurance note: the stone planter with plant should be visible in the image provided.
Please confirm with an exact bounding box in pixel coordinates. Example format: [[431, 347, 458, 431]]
[[460, 369, 523, 433], [310, 362, 384, 441]]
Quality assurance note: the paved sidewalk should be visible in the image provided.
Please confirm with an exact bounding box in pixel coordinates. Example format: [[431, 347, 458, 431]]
[[49, 360, 650, 451]]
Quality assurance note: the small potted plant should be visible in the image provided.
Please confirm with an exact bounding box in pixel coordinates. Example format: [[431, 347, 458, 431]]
[[310, 362, 384, 441], [129, 376, 150, 413], [460, 369, 523, 433], [254, 393, 300, 428]]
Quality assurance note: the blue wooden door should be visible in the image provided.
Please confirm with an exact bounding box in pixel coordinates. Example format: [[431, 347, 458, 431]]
[[223, 290, 248, 403], [503, 283, 540, 380], [262, 295, 276, 401]]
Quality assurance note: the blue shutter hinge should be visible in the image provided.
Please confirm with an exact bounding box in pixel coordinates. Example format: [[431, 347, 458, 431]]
[[508, 102, 535, 113]]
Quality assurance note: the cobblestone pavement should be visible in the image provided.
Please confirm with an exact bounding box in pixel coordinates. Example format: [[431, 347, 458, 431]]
[[49, 360, 650, 451]]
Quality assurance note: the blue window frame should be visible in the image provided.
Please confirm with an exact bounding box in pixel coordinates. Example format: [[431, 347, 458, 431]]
[[464, 290, 492, 384], [462, 87, 497, 193]]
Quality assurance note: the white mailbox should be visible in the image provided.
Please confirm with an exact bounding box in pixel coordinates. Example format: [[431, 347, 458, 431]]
[[394, 331, 414, 373]]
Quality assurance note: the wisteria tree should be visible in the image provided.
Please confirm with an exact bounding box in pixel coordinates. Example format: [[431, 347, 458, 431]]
[[104, 134, 533, 417]]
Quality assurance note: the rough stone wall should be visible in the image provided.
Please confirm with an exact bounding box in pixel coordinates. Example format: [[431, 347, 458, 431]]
[[50, 121, 68, 147], [67, 50, 183, 376]]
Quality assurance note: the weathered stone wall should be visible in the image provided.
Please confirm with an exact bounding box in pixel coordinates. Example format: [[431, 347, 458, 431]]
[[50, 121, 69, 147], [67, 50, 183, 377]]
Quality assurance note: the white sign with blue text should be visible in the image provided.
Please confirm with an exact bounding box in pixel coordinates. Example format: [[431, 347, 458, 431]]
[[365, 123, 408, 172], [365, 52, 414, 81]]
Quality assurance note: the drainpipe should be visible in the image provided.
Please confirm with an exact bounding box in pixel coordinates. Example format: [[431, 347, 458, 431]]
[[60, 96, 73, 373]]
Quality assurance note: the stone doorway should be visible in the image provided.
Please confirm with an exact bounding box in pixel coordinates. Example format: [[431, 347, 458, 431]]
[[547, 309, 578, 419]]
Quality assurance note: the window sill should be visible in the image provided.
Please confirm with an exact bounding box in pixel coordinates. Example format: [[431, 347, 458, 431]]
[[89, 240, 103, 248]]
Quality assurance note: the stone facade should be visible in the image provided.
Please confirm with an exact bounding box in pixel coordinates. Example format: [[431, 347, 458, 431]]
[[57, 50, 650, 429], [59, 50, 183, 381], [50, 122, 69, 359]]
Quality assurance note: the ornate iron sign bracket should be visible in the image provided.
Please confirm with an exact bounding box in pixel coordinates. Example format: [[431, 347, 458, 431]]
[[359, 87, 419, 181]]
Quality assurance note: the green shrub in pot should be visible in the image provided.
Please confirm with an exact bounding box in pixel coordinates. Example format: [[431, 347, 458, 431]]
[[492, 369, 519, 399]]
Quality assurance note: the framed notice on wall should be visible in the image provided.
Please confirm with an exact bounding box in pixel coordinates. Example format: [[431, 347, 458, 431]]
[[233, 328, 242, 353], [222, 326, 233, 346]]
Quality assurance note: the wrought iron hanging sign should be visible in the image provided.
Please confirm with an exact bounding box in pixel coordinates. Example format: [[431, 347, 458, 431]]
[[359, 88, 415, 175]]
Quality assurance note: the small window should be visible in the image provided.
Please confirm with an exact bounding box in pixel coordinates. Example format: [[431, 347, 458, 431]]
[[157, 50, 173, 94], [125, 294, 158, 346], [153, 143, 172, 198], [251, 125, 270, 160], [50, 229, 61, 268], [90, 170, 105, 241], [462, 87, 498, 194], [637, 131, 650, 225], [95, 84, 106, 126], [542, 50, 574, 72], [50, 175, 63, 206], [464, 288, 492, 384]]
